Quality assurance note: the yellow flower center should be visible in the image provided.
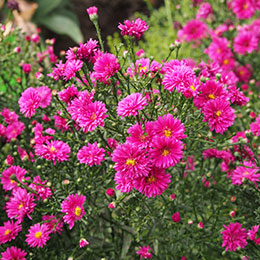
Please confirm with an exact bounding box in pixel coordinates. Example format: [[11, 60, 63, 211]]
[[216, 111, 222, 117], [162, 149, 170, 156], [208, 94, 215, 99], [49, 146, 56, 152], [190, 85, 196, 91], [10, 180, 16, 184], [164, 129, 172, 138], [243, 4, 248, 9], [239, 70, 245, 75], [223, 59, 229, 65], [35, 231, 42, 239], [147, 175, 156, 184], [139, 66, 147, 72], [92, 113, 96, 121], [18, 203, 24, 209], [75, 206, 82, 217], [243, 171, 250, 176], [126, 159, 135, 166], [4, 229, 11, 236], [217, 48, 221, 54]]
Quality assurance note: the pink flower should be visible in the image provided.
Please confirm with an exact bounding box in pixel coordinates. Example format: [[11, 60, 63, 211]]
[[36, 86, 52, 108], [108, 202, 115, 209], [6, 155, 14, 166], [112, 142, 151, 179], [5, 188, 36, 223], [151, 136, 183, 168], [198, 222, 204, 229], [42, 215, 63, 234], [248, 225, 259, 241], [0, 221, 22, 244], [53, 114, 70, 133], [196, 2, 213, 19], [117, 93, 147, 118], [227, 86, 249, 106], [63, 59, 83, 81], [136, 245, 153, 259], [114, 171, 134, 193], [177, 19, 207, 42], [34, 140, 71, 165], [93, 53, 120, 84], [58, 85, 79, 104], [235, 65, 252, 83], [5, 121, 25, 142], [106, 188, 115, 197], [250, 114, 260, 136], [18, 87, 41, 118], [0, 108, 18, 124], [1, 166, 27, 191], [61, 194, 86, 229], [1, 246, 27, 260], [77, 39, 99, 63], [79, 238, 89, 248], [221, 222, 248, 251], [77, 142, 105, 166], [118, 18, 149, 40], [202, 98, 236, 134], [234, 30, 258, 55], [29, 176, 52, 201], [172, 212, 181, 222], [86, 6, 98, 17], [25, 223, 51, 248], [133, 167, 171, 198], [231, 0, 256, 19], [22, 64, 31, 74]]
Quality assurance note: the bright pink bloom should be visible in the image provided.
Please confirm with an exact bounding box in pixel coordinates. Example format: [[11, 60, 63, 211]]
[[0, 221, 22, 244], [234, 30, 258, 55], [112, 142, 151, 179], [202, 98, 236, 134], [53, 114, 70, 133], [172, 212, 181, 222], [196, 2, 213, 19], [227, 86, 249, 106], [58, 85, 79, 104], [250, 114, 260, 136], [29, 176, 52, 201], [133, 167, 171, 198], [77, 142, 105, 166], [34, 140, 70, 165], [86, 6, 98, 16], [198, 222, 204, 229], [61, 194, 86, 229], [231, 0, 256, 19], [63, 59, 83, 81], [248, 225, 259, 241], [221, 222, 248, 251], [22, 64, 31, 74], [1, 166, 27, 191], [151, 136, 183, 168], [48, 60, 66, 80], [0, 108, 18, 124], [6, 155, 14, 165], [108, 202, 115, 209], [77, 39, 99, 63], [136, 245, 153, 259], [42, 215, 63, 234], [117, 93, 147, 118], [36, 86, 52, 108], [118, 18, 149, 40], [80, 238, 89, 248], [5, 121, 25, 142], [114, 171, 134, 193], [235, 65, 252, 83], [1, 246, 27, 260], [18, 87, 41, 118], [177, 19, 207, 42], [106, 188, 115, 197], [136, 49, 145, 57], [5, 188, 36, 222], [152, 114, 187, 140], [25, 223, 51, 248], [93, 53, 120, 84]]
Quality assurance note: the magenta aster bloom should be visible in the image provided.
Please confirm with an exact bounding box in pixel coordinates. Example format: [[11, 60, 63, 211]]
[[77, 142, 105, 166], [63, 59, 83, 81], [112, 142, 151, 179], [93, 53, 120, 84], [221, 222, 248, 251], [114, 171, 134, 193], [153, 114, 187, 140], [227, 86, 249, 106], [234, 30, 258, 55], [151, 136, 183, 168], [54, 114, 70, 133], [250, 114, 260, 136], [36, 86, 52, 108], [29, 176, 52, 201], [231, 0, 256, 19], [79, 238, 89, 248], [117, 93, 147, 118], [58, 85, 79, 104], [5, 188, 36, 222], [0, 108, 19, 124], [42, 215, 63, 234], [22, 63, 31, 74], [196, 2, 213, 19], [0, 221, 22, 244], [248, 225, 259, 241], [1, 166, 27, 192], [34, 140, 71, 165], [177, 19, 207, 42], [18, 87, 41, 118], [118, 18, 149, 40], [5, 121, 25, 142], [202, 98, 236, 134], [25, 223, 51, 248], [136, 245, 153, 259], [1, 246, 27, 260], [133, 167, 171, 198], [77, 39, 99, 63], [86, 6, 98, 16], [61, 194, 86, 229]]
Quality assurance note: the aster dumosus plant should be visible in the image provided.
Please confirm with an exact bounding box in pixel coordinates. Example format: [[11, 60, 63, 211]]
[[0, 2, 260, 259]]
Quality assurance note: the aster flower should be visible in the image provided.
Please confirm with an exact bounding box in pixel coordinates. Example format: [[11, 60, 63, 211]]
[[92, 53, 120, 84], [1, 165, 27, 191], [172, 212, 181, 222], [152, 114, 187, 140], [29, 176, 52, 201], [221, 222, 248, 251], [235, 65, 252, 83], [151, 136, 183, 168], [227, 85, 249, 106], [234, 30, 258, 55], [0, 221, 22, 244], [77, 39, 99, 63], [5, 121, 25, 142], [118, 18, 149, 39], [80, 238, 89, 248], [36, 86, 52, 108], [117, 93, 147, 118], [22, 63, 31, 74], [202, 98, 236, 134], [250, 114, 260, 136], [34, 140, 71, 165], [136, 245, 153, 259], [196, 2, 213, 19], [58, 85, 79, 104], [63, 59, 83, 81], [1, 246, 27, 260], [77, 142, 105, 166], [5, 188, 36, 222], [114, 171, 134, 193], [133, 167, 171, 198], [248, 225, 259, 241], [25, 223, 51, 248], [61, 194, 86, 229], [42, 215, 63, 234], [112, 142, 151, 179], [231, 0, 256, 19], [54, 114, 70, 133], [47, 60, 66, 80], [0, 108, 19, 124], [18, 87, 41, 118]]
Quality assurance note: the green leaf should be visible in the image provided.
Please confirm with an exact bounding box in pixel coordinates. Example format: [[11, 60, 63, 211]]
[[34, 0, 63, 17], [39, 14, 83, 43], [120, 232, 132, 258]]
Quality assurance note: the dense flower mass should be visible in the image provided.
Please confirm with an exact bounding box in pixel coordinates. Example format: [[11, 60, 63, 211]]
[[1, 246, 27, 260]]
